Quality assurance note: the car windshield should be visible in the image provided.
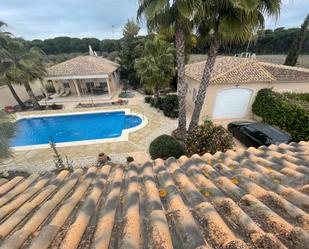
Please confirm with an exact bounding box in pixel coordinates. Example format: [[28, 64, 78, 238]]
[[247, 123, 289, 142]]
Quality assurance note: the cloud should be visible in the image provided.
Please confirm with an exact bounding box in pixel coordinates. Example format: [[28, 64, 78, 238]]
[[0, 0, 308, 40], [265, 0, 308, 29]]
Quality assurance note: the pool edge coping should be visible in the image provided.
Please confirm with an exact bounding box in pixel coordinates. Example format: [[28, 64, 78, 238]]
[[11, 108, 148, 151]]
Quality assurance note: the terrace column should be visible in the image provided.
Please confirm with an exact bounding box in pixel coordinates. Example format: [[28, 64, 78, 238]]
[[72, 79, 81, 97], [40, 79, 48, 98], [107, 77, 112, 97]]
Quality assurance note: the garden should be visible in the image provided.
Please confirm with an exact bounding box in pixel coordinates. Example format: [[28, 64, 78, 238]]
[[145, 95, 178, 118], [149, 120, 234, 160]]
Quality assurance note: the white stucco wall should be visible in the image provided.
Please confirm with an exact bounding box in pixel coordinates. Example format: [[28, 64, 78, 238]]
[[0, 80, 43, 109], [186, 76, 309, 121]]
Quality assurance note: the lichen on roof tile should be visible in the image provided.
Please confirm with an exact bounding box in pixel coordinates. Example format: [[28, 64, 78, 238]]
[[0, 141, 308, 248], [185, 56, 309, 84]]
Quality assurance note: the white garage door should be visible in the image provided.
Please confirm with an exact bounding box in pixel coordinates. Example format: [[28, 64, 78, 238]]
[[212, 88, 253, 119]]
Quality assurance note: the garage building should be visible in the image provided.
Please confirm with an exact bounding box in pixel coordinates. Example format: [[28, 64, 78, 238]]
[[185, 56, 309, 120]]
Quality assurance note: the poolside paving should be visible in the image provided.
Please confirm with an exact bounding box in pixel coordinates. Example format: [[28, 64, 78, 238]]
[[1, 92, 177, 173]]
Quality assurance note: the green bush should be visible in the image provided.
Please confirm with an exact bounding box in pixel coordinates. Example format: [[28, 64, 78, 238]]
[[146, 95, 178, 118], [149, 135, 186, 160], [126, 156, 134, 163], [252, 88, 309, 141], [149, 97, 155, 107], [186, 122, 234, 156], [155, 97, 164, 110], [145, 96, 152, 103], [45, 82, 55, 93], [283, 92, 309, 103], [162, 95, 178, 118]]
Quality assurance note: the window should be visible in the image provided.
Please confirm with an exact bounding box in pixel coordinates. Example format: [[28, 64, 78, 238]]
[[63, 82, 70, 88], [86, 82, 95, 93], [99, 81, 107, 88]]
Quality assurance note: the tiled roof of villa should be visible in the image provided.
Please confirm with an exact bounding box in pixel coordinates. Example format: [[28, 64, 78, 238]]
[[185, 56, 309, 84], [47, 55, 120, 77], [0, 141, 308, 248], [261, 62, 309, 82]]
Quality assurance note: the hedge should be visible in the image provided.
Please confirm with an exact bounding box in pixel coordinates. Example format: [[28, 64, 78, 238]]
[[252, 88, 309, 141], [149, 135, 186, 159], [145, 95, 178, 118], [284, 92, 309, 103]]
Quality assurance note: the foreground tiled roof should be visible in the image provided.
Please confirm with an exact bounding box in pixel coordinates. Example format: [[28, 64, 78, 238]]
[[186, 56, 309, 84], [47, 55, 120, 77], [0, 141, 308, 248]]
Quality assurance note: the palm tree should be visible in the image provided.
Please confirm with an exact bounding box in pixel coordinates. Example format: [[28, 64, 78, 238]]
[[285, 13, 309, 66], [188, 0, 281, 131], [138, 0, 202, 140], [0, 21, 27, 110], [135, 39, 176, 99], [0, 110, 15, 159], [1, 38, 46, 110]]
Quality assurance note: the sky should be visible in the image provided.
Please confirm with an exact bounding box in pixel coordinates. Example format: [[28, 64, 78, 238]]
[[0, 0, 308, 40]]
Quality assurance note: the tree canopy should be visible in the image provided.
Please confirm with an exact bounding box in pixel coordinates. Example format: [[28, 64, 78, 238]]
[[135, 39, 176, 95], [18, 26, 308, 57], [285, 14, 309, 66]]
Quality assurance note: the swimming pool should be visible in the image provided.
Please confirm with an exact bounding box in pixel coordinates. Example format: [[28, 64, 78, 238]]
[[11, 110, 145, 149]]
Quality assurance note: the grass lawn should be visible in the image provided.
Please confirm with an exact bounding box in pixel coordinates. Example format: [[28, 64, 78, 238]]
[[189, 54, 309, 68]]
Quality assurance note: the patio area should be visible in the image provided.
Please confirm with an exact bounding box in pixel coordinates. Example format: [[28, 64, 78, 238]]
[[39, 93, 112, 105]]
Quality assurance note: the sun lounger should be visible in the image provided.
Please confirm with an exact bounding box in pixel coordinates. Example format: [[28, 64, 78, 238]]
[[55, 88, 65, 97], [61, 88, 71, 97]]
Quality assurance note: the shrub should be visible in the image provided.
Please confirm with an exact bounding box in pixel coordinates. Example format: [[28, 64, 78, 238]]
[[149, 135, 186, 160], [162, 95, 178, 118], [156, 97, 164, 110], [45, 82, 55, 93], [145, 95, 179, 118], [144, 96, 152, 103], [283, 92, 309, 103], [163, 109, 178, 118], [126, 156, 134, 163], [186, 122, 234, 156], [149, 97, 155, 107], [252, 88, 309, 141]]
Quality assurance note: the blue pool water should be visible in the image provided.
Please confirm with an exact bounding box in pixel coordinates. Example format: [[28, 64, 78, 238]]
[[10, 111, 142, 147]]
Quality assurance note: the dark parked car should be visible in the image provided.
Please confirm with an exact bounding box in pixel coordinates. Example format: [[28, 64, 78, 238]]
[[227, 121, 292, 148]]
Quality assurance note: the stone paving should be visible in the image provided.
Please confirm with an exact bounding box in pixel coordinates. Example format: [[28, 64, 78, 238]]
[[1, 92, 177, 173]]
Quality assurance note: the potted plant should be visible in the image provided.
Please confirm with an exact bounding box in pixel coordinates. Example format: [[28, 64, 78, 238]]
[[4, 105, 15, 114]]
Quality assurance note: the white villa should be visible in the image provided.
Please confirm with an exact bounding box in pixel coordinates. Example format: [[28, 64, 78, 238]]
[[44, 55, 121, 100]]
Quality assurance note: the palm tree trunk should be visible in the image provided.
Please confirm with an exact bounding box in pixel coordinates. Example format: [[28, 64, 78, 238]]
[[188, 37, 221, 132], [23, 82, 41, 110], [175, 24, 187, 140], [6, 83, 27, 110]]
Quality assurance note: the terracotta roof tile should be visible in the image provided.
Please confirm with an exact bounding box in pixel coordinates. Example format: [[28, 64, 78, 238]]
[[186, 56, 309, 84], [47, 55, 120, 77], [261, 62, 309, 82], [0, 141, 308, 248]]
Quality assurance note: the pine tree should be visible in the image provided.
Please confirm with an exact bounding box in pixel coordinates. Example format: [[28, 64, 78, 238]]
[[284, 14, 309, 66]]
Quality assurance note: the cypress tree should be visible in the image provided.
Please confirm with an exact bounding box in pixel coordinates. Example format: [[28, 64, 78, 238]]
[[284, 14, 309, 66]]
